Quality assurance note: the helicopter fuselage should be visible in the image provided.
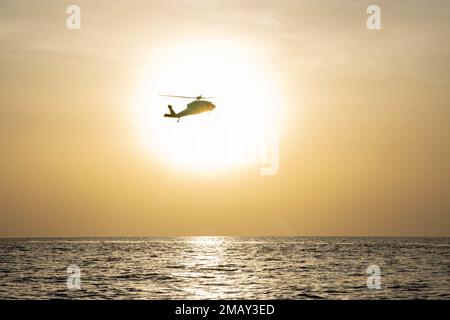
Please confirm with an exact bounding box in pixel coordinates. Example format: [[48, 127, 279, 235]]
[[165, 100, 215, 120], [182, 100, 215, 116], [162, 94, 216, 122]]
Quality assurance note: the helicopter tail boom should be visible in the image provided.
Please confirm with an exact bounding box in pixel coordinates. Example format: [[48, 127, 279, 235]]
[[164, 105, 178, 118]]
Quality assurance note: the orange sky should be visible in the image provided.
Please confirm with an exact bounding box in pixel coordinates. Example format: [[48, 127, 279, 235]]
[[0, 0, 449, 237]]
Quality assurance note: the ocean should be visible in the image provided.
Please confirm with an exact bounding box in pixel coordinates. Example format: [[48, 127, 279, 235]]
[[0, 237, 448, 299]]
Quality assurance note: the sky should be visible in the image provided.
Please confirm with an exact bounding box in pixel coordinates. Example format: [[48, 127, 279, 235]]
[[0, 0, 449, 237]]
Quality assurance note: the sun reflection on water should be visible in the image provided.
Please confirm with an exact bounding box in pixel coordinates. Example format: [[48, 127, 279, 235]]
[[172, 236, 234, 299]]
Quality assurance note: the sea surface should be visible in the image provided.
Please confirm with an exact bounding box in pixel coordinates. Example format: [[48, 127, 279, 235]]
[[0, 237, 449, 299]]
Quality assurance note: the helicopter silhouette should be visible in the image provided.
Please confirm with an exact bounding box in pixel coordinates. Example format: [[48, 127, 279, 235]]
[[160, 94, 216, 122]]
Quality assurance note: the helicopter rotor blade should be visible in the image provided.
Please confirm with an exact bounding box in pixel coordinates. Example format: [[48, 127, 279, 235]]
[[159, 95, 196, 99], [160, 94, 217, 100]]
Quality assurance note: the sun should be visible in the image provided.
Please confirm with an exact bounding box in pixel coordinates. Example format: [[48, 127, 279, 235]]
[[132, 40, 283, 173]]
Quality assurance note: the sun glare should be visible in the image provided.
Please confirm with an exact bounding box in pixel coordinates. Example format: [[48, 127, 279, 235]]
[[133, 40, 283, 173]]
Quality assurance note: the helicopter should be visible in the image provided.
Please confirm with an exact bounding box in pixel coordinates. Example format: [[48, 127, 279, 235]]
[[160, 94, 216, 122]]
